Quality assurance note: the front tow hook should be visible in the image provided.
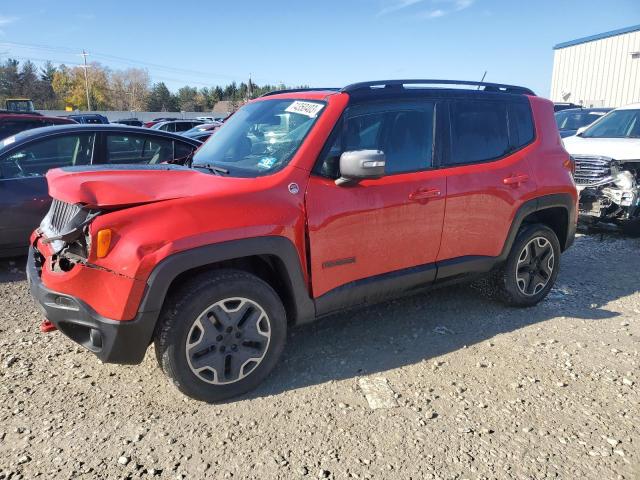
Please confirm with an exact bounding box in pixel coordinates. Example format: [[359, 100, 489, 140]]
[[40, 320, 57, 333]]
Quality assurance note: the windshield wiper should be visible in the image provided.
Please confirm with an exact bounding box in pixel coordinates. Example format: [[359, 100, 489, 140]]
[[193, 163, 230, 176]]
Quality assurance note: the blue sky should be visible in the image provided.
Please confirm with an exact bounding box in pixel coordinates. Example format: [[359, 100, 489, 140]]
[[0, 0, 638, 97]]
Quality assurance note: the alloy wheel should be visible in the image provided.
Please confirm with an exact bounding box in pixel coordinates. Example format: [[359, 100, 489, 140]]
[[515, 237, 555, 296], [185, 297, 271, 384]]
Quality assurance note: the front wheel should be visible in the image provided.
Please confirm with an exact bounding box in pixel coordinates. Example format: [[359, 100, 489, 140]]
[[490, 224, 561, 307], [154, 269, 287, 402]]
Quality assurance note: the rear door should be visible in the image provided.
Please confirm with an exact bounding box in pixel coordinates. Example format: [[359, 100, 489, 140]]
[[0, 133, 96, 252], [437, 97, 538, 263], [305, 98, 447, 300]]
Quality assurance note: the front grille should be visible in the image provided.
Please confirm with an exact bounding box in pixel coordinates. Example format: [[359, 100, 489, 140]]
[[48, 199, 83, 236], [40, 200, 94, 254], [573, 155, 612, 187]]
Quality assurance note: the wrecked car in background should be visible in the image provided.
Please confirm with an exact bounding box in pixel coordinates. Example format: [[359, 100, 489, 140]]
[[563, 103, 640, 235]]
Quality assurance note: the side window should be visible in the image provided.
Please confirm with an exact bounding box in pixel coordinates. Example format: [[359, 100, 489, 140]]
[[174, 122, 191, 132], [449, 101, 510, 165], [105, 134, 174, 164], [0, 134, 95, 179], [317, 103, 435, 178], [173, 141, 196, 162], [508, 102, 535, 148]]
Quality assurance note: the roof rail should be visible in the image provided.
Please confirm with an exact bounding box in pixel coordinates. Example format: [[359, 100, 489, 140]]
[[341, 80, 535, 96], [259, 88, 340, 97]]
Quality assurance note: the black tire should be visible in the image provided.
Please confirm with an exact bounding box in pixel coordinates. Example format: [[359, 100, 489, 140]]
[[490, 223, 561, 307], [154, 269, 287, 402]]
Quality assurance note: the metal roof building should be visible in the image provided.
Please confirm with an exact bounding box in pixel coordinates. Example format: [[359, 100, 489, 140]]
[[550, 25, 640, 108]]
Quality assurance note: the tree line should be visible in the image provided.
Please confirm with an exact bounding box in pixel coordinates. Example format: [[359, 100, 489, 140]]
[[0, 58, 292, 112]]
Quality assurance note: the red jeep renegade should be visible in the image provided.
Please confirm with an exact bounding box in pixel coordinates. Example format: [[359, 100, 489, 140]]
[[27, 80, 577, 402]]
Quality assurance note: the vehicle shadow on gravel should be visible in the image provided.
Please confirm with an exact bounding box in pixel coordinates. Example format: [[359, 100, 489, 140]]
[[0, 256, 26, 284], [247, 235, 640, 399]]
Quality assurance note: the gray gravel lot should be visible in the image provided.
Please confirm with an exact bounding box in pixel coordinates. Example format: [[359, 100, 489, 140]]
[[0, 234, 638, 479]]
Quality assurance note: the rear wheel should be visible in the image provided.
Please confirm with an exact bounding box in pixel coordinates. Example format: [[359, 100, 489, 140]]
[[155, 269, 287, 402], [491, 224, 561, 307]]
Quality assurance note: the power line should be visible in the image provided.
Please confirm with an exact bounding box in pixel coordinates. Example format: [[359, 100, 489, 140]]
[[0, 41, 278, 85]]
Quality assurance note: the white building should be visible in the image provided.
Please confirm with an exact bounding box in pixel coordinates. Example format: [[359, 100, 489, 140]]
[[550, 25, 640, 108]]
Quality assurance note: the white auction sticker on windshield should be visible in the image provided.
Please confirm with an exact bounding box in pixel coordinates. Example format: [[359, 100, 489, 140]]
[[285, 101, 324, 118]]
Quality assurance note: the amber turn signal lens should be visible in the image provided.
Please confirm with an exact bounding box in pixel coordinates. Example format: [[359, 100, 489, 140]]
[[96, 229, 112, 258]]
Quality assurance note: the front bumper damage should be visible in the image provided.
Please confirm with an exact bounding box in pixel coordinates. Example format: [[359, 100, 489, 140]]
[[574, 156, 640, 230], [27, 246, 157, 364]]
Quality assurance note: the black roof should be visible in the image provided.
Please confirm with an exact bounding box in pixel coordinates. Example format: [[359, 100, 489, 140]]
[[0, 124, 202, 152]]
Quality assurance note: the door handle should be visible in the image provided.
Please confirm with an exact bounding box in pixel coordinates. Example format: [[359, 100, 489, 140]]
[[503, 174, 530, 186], [409, 188, 441, 201]]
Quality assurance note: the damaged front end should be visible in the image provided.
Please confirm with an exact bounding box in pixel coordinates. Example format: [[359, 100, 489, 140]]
[[37, 199, 100, 271], [574, 155, 640, 233]]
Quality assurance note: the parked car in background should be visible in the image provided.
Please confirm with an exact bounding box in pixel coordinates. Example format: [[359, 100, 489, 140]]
[[143, 117, 179, 128], [0, 124, 201, 257], [554, 102, 582, 112], [113, 118, 144, 127], [26, 80, 577, 402], [151, 119, 204, 133], [0, 113, 76, 140], [65, 113, 109, 124], [555, 107, 611, 137], [195, 116, 222, 123], [182, 122, 222, 137], [563, 103, 640, 235], [184, 130, 214, 142]]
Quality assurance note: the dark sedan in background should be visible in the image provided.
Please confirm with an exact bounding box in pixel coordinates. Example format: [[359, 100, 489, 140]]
[[0, 112, 77, 140], [0, 124, 201, 256], [555, 107, 611, 138]]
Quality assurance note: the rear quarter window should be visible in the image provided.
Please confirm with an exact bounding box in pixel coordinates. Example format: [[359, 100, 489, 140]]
[[449, 100, 510, 165], [508, 102, 535, 148]]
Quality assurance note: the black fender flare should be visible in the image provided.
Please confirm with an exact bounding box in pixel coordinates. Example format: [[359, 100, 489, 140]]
[[499, 192, 576, 260], [138, 236, 316, 324]]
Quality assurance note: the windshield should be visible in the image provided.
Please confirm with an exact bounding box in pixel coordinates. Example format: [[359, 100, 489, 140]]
[[582, 109, 640, 138], [191, 99, 325, 177], [555, 110, 606, 131]]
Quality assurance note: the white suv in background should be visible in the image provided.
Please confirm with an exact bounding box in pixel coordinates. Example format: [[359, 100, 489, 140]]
[[563, 103, 640, 234]]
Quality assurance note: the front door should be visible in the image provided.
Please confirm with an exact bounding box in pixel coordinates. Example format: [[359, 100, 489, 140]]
[[305, 99, 446, 300]]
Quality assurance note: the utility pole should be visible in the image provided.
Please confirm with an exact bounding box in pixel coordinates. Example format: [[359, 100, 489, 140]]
[[248, 73, 253, 100], [80, 50, 91, 111]]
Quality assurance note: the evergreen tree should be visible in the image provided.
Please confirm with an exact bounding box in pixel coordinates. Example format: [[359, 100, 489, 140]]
[[146, 82, 177, 111]]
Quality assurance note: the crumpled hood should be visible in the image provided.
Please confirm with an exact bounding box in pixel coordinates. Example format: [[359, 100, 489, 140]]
[[563, 136, 640, 161], [46, 164, 217, 208]]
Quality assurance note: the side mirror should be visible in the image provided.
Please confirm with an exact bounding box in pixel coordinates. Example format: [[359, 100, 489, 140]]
[[335, 150, 386, 186], [576, 126, 588, 136]]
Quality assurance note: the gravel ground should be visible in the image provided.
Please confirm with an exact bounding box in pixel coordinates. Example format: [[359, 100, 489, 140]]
[[0, 234, 638, 480]]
